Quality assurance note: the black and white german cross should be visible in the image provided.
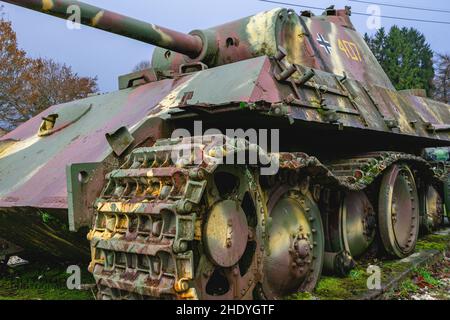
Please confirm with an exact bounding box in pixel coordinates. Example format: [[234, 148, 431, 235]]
[[316, 33, 332, 54]]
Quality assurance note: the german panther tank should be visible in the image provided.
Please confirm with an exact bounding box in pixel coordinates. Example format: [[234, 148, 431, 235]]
[[0, 0, 449, 300]]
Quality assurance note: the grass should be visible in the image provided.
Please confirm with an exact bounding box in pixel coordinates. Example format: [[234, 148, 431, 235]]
[[395, 279, 420, 299], [414, 267, 442, 287], [291, 229, 450, 300], [0, 262, 94, 300], [386, 259, 448, 299], [2, 230, 448, 300]]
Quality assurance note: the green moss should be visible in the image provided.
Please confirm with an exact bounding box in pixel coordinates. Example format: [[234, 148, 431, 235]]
[[309, 255, 431, 300], [0, 287, 93, 300], [415, 234, 450, 252], [0, 262, 94, 300], [380, 260, 410, 273], [40, 212, 53, 224], [239, 102, 248, 109], [315, 277, 352, 300], [313, 266, 369, 300], [350, 269, 364, 280], [287, 291, 315, 300]]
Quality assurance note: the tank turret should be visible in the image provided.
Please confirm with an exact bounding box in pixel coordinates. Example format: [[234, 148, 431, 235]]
[[2, 0, 303, 72], [2, 1, 393, 88]]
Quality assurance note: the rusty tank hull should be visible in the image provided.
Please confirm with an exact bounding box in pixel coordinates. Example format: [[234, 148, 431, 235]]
[[0, 1, 449, 299]]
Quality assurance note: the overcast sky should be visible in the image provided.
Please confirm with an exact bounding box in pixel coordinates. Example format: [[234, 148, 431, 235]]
[[1, 0, 449, 92]]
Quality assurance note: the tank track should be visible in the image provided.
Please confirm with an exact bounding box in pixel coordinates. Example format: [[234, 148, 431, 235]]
[[277, 152, 445, 191], [89, 140, 207, 299], [88, 136, 446, 300], [88, 135, 270, 300]]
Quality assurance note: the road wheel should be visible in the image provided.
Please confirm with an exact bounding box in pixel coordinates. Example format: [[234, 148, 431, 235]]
[[419, 185, 444, 234], [378, 164, 419, 258], [261, 183, 324, 299]]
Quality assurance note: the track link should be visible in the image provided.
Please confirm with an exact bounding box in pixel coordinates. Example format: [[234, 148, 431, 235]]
[[88, 135, 270, 300], [88, 138, 216, 300], [276, 152, 445, 191]]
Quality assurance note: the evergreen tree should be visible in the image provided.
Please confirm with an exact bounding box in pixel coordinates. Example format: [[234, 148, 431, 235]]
[[365, 26, 434, 96]]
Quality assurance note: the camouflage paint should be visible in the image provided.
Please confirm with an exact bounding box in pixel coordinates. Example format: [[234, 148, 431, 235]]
[[0, 53, 448, 212], [85, 136, 445, 299], [0, 1, 449, 288], [300, 9, 394, 89], [0, 80, 175, 209]]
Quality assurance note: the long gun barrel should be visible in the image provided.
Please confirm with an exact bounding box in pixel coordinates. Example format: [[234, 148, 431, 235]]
[[2, 0, 204, 58]]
